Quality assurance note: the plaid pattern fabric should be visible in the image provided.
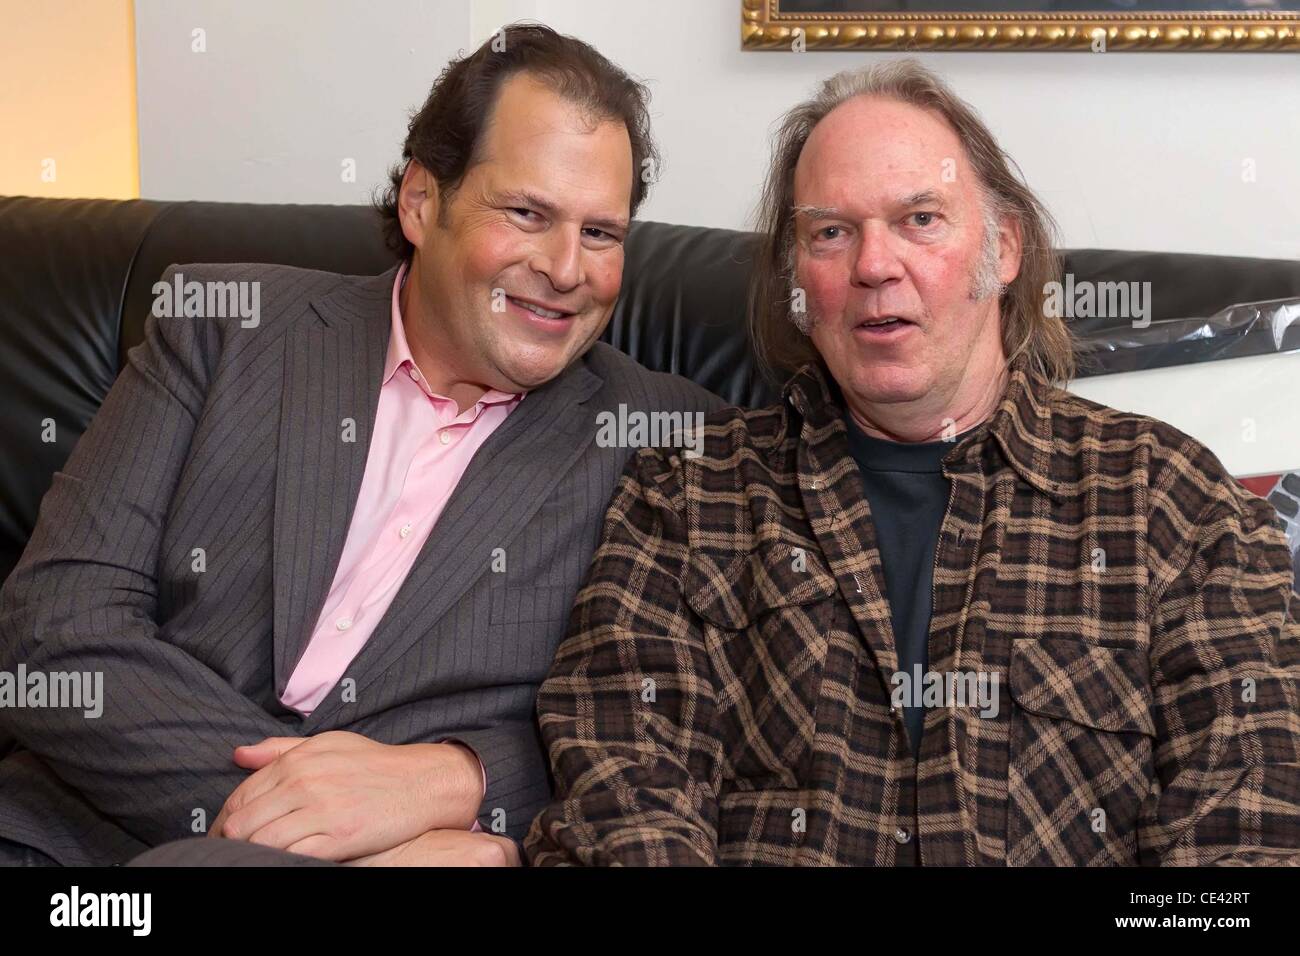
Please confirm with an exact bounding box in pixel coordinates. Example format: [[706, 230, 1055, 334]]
[[525, 359, 1300, 866]]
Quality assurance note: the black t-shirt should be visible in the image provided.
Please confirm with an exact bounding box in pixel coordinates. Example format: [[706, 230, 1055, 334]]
[[843, 414, 965, 762]]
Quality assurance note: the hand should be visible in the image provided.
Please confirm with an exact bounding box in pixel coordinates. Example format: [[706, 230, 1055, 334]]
[[345, 829, 520, 867], [211, 731, 484, 861]]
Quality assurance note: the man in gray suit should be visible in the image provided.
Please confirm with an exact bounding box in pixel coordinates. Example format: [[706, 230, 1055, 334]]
[[0, 24, 721, 866]]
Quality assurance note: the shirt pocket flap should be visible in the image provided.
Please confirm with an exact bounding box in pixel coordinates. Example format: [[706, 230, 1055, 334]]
[[1010, 637, 1155, 736], [681, 543, 837, 630]]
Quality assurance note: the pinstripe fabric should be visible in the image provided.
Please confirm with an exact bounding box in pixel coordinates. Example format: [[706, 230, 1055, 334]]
[[0, 262, 724, 866], [526, 358, 1300, 866], [128, 837, 333, 867]]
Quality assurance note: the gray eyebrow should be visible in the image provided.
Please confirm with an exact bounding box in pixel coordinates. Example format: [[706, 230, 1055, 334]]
[[900, 189, 944, 208], [793, 204, 840, 220], [793, 191, 947, 221]]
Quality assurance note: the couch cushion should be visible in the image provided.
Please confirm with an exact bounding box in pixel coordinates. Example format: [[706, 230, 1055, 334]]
[[119, 200, 396, 363], [0, 197, 166, 583]]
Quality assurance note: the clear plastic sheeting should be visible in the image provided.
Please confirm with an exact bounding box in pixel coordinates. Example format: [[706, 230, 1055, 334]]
[[1264, 472, 1300, 595], [1073, 296, 1300, 379]]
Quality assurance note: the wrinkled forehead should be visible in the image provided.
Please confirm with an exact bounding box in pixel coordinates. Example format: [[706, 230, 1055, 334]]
[[793, 95, 975, 211], [472, 73, 634, 215]]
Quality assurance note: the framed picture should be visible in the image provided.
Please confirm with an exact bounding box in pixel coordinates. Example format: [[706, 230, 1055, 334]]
[[741, 0, 1300, 50]]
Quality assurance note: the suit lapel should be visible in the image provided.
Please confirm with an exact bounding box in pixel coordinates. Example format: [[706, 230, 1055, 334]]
[[271, 268, 395, 695], [303, 355, 603, 730]]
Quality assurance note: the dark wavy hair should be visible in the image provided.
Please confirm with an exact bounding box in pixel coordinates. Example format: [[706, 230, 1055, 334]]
[[373, 23, 659, 261]]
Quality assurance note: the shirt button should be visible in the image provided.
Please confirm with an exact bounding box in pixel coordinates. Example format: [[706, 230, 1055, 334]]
[[894, 827, 912, 844], [408, 367, 421, 381], [398, 523, 412, 539], [335, 617, 353, 631], [439, 430, 451, 445]]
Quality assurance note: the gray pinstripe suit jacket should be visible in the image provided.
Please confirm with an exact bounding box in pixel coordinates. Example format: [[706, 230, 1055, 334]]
[[0, 262, 725, 865]]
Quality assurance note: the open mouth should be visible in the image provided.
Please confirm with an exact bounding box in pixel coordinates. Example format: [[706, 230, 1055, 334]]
[[856, 316, 913, 332], [506, 295, 574, 321]]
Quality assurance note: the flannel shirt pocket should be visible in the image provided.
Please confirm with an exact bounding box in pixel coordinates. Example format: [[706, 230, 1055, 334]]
[[1006, 637, 1157, 865], [682, 543, 837, 790]]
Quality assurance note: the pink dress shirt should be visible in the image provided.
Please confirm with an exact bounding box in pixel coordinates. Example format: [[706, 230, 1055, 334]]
[[280, 263, 519, 822]]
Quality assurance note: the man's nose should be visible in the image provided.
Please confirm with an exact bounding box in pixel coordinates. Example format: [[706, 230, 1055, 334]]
[[532, 225, 584, 292], [851, 221, 905, 290]]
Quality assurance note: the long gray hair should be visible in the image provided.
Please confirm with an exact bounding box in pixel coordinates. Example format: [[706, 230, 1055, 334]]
[[749, 60, 1073, 385]]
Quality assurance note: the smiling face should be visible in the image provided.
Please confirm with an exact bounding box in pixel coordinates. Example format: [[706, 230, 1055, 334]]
[[398, 72, 632, 404], [792, 94, 1021, 440]]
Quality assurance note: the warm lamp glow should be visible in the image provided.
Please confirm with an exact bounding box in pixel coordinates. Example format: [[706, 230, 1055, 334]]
[[0, 0, 139, 199]]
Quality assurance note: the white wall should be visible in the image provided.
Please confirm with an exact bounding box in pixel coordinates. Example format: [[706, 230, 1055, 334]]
[[132, 0, 1299, 473], [135, 0, 470, 204], [531, 0, 1300, 260], [1069, 351, 1300, 477], [138, 0, 1300, 259]]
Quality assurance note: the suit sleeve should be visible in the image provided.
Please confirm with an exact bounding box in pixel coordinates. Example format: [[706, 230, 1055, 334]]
[[524, 448, 723, 866], [0, 269, 299, 847], [447, 721, 550, 843], [1140, 487, 1300, 866]]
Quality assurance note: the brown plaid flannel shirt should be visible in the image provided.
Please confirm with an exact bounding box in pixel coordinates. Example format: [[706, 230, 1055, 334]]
[[524, 358, 1300, 865]]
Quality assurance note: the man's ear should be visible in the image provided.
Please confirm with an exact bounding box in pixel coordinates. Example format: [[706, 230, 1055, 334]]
[[398, 161, 442, 252], [997, 213, 1023, 287]]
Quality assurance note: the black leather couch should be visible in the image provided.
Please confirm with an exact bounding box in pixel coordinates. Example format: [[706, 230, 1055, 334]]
[[3, 195, 1300, 589]]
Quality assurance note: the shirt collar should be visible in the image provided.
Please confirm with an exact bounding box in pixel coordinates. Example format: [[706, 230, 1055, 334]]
[[384, 261, 521, 408], [382, 260, 416, 386], [782, 354, 1064, 501]]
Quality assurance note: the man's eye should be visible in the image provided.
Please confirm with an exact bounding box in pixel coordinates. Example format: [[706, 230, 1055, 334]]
[[582, 227, 613, 241], [815, 226, 842, 241], [910, 212, 936, 227], [510, 208, 538, 220]]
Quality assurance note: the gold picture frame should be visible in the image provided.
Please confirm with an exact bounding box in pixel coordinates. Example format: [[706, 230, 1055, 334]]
[[741, 0, 1300, 50]]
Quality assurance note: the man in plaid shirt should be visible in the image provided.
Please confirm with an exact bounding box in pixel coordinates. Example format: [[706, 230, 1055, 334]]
[[524, 61, 1300, 865]]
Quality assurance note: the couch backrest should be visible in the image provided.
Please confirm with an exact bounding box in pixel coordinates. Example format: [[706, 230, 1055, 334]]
[[3, 195, 1300, 584]]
